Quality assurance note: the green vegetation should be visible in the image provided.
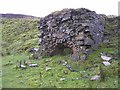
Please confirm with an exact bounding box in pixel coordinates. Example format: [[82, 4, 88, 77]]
[[1, 17, 119, 88], [2, 18, 39, 55]]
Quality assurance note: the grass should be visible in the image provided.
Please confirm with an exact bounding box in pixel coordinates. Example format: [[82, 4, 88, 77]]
[[1, 18, 38, 55], [2, 53, 118, 88], [1, 17, 119, 88]]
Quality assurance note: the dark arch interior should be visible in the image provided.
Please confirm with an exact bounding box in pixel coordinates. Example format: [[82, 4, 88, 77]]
[[49, 43, 72, 56]]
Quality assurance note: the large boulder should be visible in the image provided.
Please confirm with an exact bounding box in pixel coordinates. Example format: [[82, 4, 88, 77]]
[[38, 8, 105, 60]]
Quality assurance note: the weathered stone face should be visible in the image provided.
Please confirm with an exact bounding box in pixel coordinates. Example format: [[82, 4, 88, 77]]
[[38, 8, 104, 60]]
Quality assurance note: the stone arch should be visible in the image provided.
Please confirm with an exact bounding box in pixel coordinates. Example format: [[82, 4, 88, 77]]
[[48, 43, 73, 56]]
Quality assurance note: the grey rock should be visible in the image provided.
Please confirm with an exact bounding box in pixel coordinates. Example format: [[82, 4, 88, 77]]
[[84, 37, 94, 46], [90, 75, 100, 81], [62, 61, 67, 66], [29, 48, 39, 53], [75, 31, 84, 40], [20, 65, 27, 69], [101, 55, 112, 61], [38, 8, 105, 61], [100, 52, 112, 61], [29, 64, 38, 67], [85, 49, 93, 55], [66, 64, 73, 71], [45, 67, 52, 71], [102, 61, 111, 66], [76, 40, 84, 45], [71, 53, 80, 61], [60, 78, 66, 81]]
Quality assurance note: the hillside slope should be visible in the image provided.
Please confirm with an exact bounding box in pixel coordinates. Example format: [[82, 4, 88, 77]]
[[0, 13, 37, 18], [2, 18, 39, 56], [1, 15, 119, 88]]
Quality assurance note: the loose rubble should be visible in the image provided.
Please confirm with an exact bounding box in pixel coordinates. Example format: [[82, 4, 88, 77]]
[[38, 8, 105, 60], [66, 64, 73, 71], [45, 67, 52, 71], [101, 52, 112, 61], [29, 63, 38, 67], [20, 65, 27, 69], [102, 61, 111, 66], [62, 61, 68, 66], [90, 75, 100, 81], [16, 60, 38, 69], [100, 52, 112, 66], [29, 48, 39, 53], [101, 55, 112, 61], [60, 78, 66, 81]]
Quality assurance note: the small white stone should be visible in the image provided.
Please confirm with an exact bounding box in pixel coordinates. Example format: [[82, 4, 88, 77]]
[[39, 38, 42, 43], [102, 61, 111, 66], [20, 65, 26, 68], [101, 55, 112, 61], [29, 64, 38, 67], [62, 61, 67, 66], [83, 71, 86, 72], [60, 78, 66, 81], [90, 75, 100, 81], [34, 48, 39, 51], [45, 67, 52, 71]]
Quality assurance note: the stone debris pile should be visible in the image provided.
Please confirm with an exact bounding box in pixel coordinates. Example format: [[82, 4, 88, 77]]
[[38, 8, 105, 60], [100, 52, 112, 66]]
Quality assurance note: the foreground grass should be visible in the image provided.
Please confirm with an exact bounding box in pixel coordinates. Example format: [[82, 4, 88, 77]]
[[2, 50, 118, 88]]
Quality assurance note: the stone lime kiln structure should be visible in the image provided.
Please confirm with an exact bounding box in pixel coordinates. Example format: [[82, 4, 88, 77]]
[[38, 8, 105, 60]]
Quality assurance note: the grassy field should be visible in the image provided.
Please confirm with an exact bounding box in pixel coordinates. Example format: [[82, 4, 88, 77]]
[[2, 50, 118, 88], [1, 17, 119, 88]]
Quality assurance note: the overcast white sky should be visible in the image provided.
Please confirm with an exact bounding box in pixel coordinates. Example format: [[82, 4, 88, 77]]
[[0, 0, 119, 17]]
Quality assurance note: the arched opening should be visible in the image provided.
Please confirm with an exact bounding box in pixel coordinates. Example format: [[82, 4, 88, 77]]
[[49, 43, 72, 56]]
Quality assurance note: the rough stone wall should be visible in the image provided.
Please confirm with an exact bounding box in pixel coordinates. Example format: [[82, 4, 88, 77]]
[[38, 8, 104, 60]]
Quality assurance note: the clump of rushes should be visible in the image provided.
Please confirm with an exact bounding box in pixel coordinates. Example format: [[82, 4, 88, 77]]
[[99, 64, 105, 81]]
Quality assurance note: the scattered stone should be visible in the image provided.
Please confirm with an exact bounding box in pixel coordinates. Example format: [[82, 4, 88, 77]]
[[90, 75, 100, 81], [62, 61, 67, 66], [63, 70, 68, 74], [76, 77, 81, 80], [60, 78, 66, 81], [66, 64, 73, 71], [102, 61, 111, 66], [45, 67, 52, 71], [101, 55, 112, 61], [29, 48, 39, 52], [20, 65, 27, 69], [29, 64, 38, 67], [83, 71, 86, 73]]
